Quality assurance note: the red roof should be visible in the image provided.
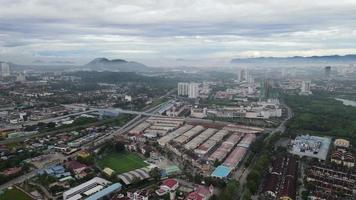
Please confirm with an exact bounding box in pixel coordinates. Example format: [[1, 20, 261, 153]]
[[66, 160, 87, 171], [162, 179, 178, 189], [186, 192, 204, 200], [196, 186, 211, 197]]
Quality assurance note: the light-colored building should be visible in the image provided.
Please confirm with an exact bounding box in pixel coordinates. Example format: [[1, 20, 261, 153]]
[[1, 62, 10, 77], [188, 83, 199, 98], [300, 81, 312, 95], [178, 82, 199, 98], [63, 177, 121, 200], [178, 82, 189, 96]]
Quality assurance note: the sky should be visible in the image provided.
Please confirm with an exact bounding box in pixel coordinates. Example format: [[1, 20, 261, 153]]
[[0, 0, 356, 67]]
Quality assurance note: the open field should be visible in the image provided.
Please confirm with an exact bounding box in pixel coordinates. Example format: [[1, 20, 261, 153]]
[[0, 188, 32, 200], [97, 152, 148, 174]]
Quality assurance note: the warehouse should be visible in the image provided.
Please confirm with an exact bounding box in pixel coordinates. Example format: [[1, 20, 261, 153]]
[[222, 147, 248, 169], [63, 177, 121, 200], [208, 133, 243, 162], [117, 167, 151, 185], [173, 125, 205, 144], [195, 130, 230, 156], [209, 129, 229, 141], [184, 128, 217, 150], [221, 134, 256, 169], [129, 122, 151, 135], [223, 124, 264, 134], [236, 134, 256, 148], [146, 116, 184, 124], [157, 125, 193, 146], [149, 125, 177, 131]]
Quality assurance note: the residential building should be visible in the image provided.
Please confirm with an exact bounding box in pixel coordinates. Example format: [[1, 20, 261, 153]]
[[0, 62, 10, 77], [178, 82, 189, 96], [300, 81, 312, 95], [188, 83, 199, 98]]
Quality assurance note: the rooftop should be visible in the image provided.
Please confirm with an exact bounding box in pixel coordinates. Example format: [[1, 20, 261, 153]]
[[211, 165, 232, 178]]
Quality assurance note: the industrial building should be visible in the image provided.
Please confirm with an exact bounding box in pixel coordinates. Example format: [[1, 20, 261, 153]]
[[222, 147, 248, 169], [223, 124, 264, 134], [184, 128, 217, 150], [129, 116, 184, 138], [129, 122, 151, 135], [194, 130, 229, 156], [221, 134, 255, 169], [117, 167, 151, 185], [289, 135, 331, 160], [173, 125, 205, 144], [63, 177, 121, 200], [158, 125, 193, 146], [208, 133, 243, 162]]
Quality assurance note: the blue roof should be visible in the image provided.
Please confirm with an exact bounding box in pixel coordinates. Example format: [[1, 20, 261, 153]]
[[85, 183, 122, 200], [211, 165, 232, 178]]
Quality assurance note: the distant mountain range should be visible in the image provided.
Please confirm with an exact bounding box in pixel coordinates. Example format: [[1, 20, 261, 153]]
[[1, 57, 151, 72], [84, 58, 149, 72], [231, 54, 356, 64]]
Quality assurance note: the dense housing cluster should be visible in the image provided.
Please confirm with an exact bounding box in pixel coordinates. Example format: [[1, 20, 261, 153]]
[[262, 156, 298, 200]]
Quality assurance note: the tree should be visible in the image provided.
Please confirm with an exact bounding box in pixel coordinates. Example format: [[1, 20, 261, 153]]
[[115, 142, 126, 153], [149, 167, 161, 181], [243, 189, 252, 200], [219, 180, 240, 200]]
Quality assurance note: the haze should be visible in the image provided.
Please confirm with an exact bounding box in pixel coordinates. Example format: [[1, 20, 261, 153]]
[[1, 0, 356, 67]]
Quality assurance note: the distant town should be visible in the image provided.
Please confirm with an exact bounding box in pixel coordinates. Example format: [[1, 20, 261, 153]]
[[0, 60, 356, 200]]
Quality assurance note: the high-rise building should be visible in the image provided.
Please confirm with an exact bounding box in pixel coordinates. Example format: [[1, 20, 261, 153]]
[[260, 79, 270, 100], [16, 73, 26, 82], [300, 81, 312, 95], [0, 62, 11, 77], [178, 82, 199, 98], [238, 68, 248, 82], [178, 82, 189, 96], [188, 83, 199, 99]]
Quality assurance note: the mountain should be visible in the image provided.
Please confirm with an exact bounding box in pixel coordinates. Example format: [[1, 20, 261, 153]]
[[231, 54, 356, 64], [84, 58, 149, 72]]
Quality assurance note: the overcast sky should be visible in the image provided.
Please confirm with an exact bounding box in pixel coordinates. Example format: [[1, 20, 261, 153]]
[[1, 0, 356, 67]]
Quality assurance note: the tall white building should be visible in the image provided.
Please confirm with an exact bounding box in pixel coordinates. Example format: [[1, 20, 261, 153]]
[[238, 68, 248, 82], [188, 83, 199, 99], [178, 82, 199, 98], [0, 62, 10, 77], [178, 82, 189, 96], [300, 81, 312, 95]]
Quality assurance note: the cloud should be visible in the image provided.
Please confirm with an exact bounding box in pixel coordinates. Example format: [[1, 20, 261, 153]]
[[0, 0, 356, 66]]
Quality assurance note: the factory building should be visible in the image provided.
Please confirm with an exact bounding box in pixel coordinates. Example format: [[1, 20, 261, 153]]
[[158, 125, 193, 146], [173, 125, 205, 144], [184, 128, 217, 150]]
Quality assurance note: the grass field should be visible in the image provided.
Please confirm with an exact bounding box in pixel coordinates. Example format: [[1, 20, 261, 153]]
[[0, 188, 32, 200], [97, 152, 148, 174]]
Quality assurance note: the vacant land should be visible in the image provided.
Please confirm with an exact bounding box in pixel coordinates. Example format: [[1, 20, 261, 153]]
[[97, 152, 148, 174], [0, 188, 32, 200]]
